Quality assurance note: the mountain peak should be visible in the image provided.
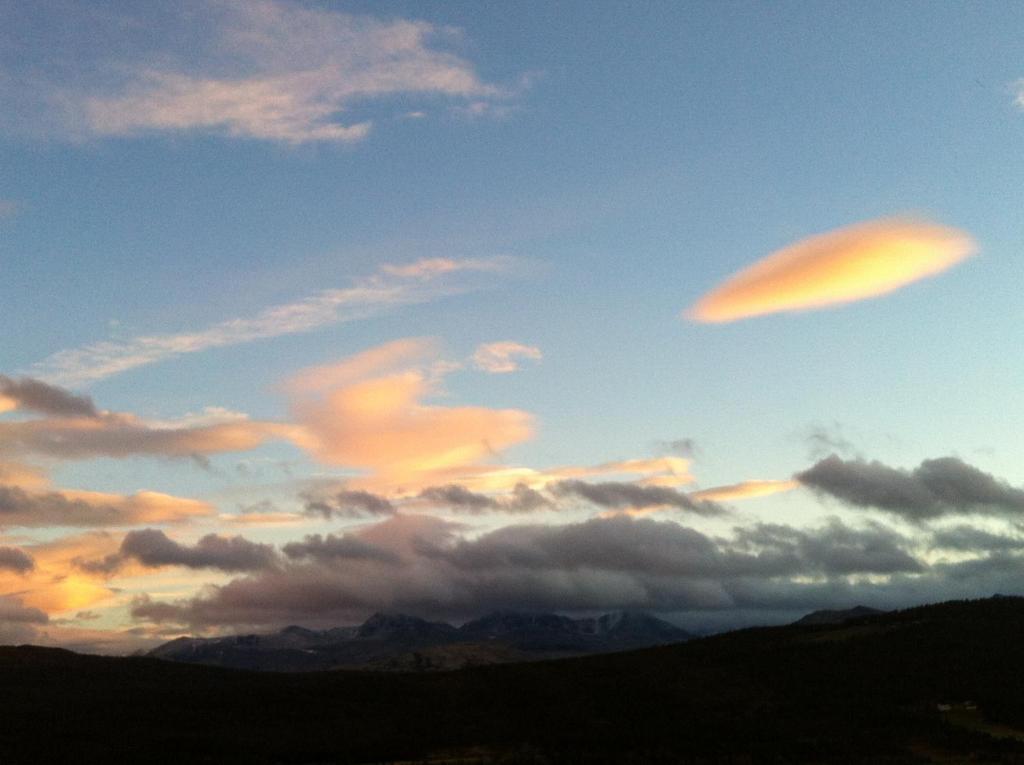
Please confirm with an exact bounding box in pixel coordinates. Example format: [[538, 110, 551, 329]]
[[356, 612, 457, 641]]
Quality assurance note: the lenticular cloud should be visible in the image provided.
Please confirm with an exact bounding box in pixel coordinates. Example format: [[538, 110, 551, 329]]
[[686, 218, 976, 323]]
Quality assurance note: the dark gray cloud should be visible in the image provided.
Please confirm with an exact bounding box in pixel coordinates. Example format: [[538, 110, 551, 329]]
[[419, 484, 497, 512], [0, 596, 47, 624], [730, 520, 923, 576], [0, 545, 34, 573], [505, 483, 553, 512], [0, 485, 127, 528], [283, 533, 399, 564], [552, 480, 724, 515], [131, 595, 190, 625], [122, 529, 278, 572], [84, 529, 279, 574], [303, 489, 395, 519], [129, 514, 927, 630], [429, 516, 722, 576], [0, 376, 98, 418], [931, 525, 1024, 552], [796, 455, 1024, 521], [417, 483, 552, 514]]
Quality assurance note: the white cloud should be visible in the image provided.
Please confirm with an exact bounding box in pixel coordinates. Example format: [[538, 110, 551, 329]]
[[31, 256, 516, 386], [8, 0, 518, 144], [472, 341, 543, 374]]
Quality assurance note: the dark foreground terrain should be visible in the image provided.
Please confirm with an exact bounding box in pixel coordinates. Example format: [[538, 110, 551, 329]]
[[4, 597, 1024, 764]]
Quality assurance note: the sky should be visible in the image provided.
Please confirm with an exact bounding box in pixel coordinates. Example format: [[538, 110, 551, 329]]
[[2, 0, 1024, 652]]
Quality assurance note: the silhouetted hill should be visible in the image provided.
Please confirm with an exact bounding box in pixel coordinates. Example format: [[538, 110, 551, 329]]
[[147, 609, 691, 671], [4, 597, 1024, 763], [793, 604, 884, 625]]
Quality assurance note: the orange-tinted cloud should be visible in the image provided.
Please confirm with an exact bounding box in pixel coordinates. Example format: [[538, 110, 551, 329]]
[[0, 379, 291, 463], [286, 340, 535, 491], [450, 456, 695, 494], [0, 485, 213, 528], [691, 479, 799, 502], [0, 413, 286, 461], [0, 462, 50, 490], [0, 532, 123, 614], [686, 218, 977, 323]]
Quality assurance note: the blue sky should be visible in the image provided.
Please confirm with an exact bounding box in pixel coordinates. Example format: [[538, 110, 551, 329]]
[[1, 0, 1024, 649]]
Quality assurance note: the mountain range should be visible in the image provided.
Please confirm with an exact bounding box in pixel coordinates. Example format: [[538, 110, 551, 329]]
[[148, 609, 693, 671]]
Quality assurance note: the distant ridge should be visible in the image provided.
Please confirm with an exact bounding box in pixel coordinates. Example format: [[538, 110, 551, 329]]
[[793, 605, 884, 626], [147, 609, 691, 672]]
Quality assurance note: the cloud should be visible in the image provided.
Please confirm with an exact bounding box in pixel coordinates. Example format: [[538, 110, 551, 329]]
[[4, 532, 123, 615], [31, 257, 515, 386], [931, 525, 1024, 552], [0, 485, 211, 528], [282, 337, 439, 396], [286, 339, 534, 491], [472, 341, 543, 374], [282, 533, 399, 564], [686, 218, 977, 323], [379, 257, 513, 280], [0, 381, 297, 497], [1015, 79, 1024, 110], [127, 514, 929, 630], [552, 480, 724, 515], [796, 454, 1024, 521], [0, 462, 49, 490], [418, 484, 499, 512], [729, 519, 923, 576], [0, 596, 48, 643], [805, 423, 859, 461], [0, 546, 34, 573], [417, 482, 552, 514], [454, 456, 696, 494], [7, 0, 514, 144], [97, 528, 279, 573], [656, 438, 699, 459], [691, 480, 799, 502], [0, 407, 285, 461], [0, 376, 98, 418], [302, 489, 396, 519]]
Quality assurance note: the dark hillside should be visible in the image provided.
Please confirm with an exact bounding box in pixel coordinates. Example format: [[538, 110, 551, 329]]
[[3, 597, 1024, 763]]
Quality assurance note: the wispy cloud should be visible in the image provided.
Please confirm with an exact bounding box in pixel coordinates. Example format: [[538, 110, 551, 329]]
[[686, 218, 976, 323], [472, 341, 543, 374], [31, 256, 515, 386], [1014, 79, 1024, 109], [4, 0, 518, 144]]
